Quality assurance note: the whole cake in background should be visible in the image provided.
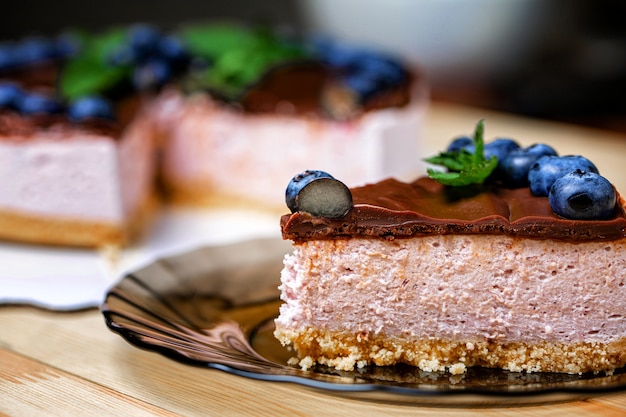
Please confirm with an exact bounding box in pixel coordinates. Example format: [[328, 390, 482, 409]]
[[275, 120, 626, 375], [0, 22, 426, 248]]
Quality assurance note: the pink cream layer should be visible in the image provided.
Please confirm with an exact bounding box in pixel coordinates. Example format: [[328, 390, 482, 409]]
[[276, 236, 626, 345], [0, 113, 154, 224]]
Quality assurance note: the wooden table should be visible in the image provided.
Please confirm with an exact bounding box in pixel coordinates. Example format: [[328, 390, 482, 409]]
[[2, 102, 626, 416]]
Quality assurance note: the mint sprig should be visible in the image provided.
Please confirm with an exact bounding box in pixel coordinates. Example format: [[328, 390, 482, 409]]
[[179, 24, 307, 100], [59, 28, 131, 101], [424, 119, 498, 186]]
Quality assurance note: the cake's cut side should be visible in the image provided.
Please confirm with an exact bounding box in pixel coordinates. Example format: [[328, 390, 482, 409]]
[[0, 108, 157, 248], [275, 237, 626, 375]]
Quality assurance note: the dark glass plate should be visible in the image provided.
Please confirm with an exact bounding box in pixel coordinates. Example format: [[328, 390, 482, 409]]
[[102, 238, 626, 406]]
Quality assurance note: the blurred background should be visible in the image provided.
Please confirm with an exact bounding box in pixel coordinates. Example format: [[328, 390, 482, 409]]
[[3, 0, 626, 133]]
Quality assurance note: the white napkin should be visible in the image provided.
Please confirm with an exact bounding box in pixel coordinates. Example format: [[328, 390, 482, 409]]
[[0, 207, 280, 310]]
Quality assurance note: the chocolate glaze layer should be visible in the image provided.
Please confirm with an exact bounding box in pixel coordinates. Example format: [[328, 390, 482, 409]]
[[281, 177, 626, 243], [1, 59, 417, 140], [241, 62, 415, 117]]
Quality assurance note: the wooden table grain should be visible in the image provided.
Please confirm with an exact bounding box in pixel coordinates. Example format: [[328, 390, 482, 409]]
[[2, 102, 626, 416]]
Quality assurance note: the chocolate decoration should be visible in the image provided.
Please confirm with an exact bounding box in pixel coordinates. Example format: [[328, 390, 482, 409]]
[[281, 177, 626, 242], [237, 62, 415, 117]]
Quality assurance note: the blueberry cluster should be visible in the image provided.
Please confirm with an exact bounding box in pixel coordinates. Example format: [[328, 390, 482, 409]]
[[0, 82, 64, 115], [529, 155, 615, 220], [108, 24, 190, 90], [0, 34, 79, 71], [312, 38, 406, 101], [0, 82, 114, 122], [446, 136, 617, 220]]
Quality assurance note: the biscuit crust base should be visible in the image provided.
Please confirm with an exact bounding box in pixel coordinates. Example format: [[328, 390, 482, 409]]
[[274, 327, 626, 375], [0, 193, 157, 248]]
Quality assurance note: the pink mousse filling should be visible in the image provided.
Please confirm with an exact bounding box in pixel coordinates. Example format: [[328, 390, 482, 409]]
[[276, 236, 626, 345], [0, 115, 154, 224]]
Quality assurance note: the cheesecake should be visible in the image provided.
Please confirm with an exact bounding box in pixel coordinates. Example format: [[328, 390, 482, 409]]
[[274, 125, 626, 375]]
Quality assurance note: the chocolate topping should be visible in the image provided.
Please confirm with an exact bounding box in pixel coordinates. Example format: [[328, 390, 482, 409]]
[[234, 62, 415, 117], [281, 177, 626, 242]]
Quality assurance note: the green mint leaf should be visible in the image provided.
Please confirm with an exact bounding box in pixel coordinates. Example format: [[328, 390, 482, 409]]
[[178, 23, 256, 59], [59, 28, 130, 101], [179, 23, 307, 99], [473, 118, 486, 165], [424, 150, 473, 172], [424, 119, 497, 186]]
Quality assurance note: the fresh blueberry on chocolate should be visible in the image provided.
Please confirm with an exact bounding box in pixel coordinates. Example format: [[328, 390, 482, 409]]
[[68, 95, 115, 122], [17, 92, 64, 115], [0, 82, 22, 109], [108, 45, 136, 66], [132, 59, 171, 89], [14, 37, 58, 65], [525, 143, 558, 157], [286, 170, 352, 218], [446, 136, 473, 153], [341, 73, 378, 100], [0, 43, 17, 70], [500, 143, 558, 188], [354, 54, 405, 87], [55, 32, 82, 58], [158, 35, 189, 67], [128, 24, 162, 62], [448, 137, 520, 168], [529, 155, 599, 196], [313, 38, 405, 100], [484, 138, 521, 168], [314, 39, 359, 68], [549, 170, 616, 220]]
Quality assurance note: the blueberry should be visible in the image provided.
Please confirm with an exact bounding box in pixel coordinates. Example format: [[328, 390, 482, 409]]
[[313, 38, 405, 99], [352, 54, 405, 86], [17, 92, 64, 115], [128, 24, 162, 62], [549, 170, 616, 220], [108, 45, 136, 67], [132, 59, 171, 89], [484, 138, 521, 166], [68, 95, 115, 122], [501, 150, 539, 188], [525, 143, 558, 157], [158, 35, 189, 66], [55, 32, 82, 58], [0, 43, 18, 70], [286, 170, 353, 218], [315, 41, 362, 69], [341, 73, 378, 100], [14, 37, 58, 65], [446, 136, 473, 153], [500, 143, 558, 188], [528, 155, 599, 196], [0, 82, 23, 109]]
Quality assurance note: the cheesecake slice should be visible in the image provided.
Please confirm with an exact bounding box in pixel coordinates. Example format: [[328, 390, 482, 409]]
[[275, 136, 626, 375]]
